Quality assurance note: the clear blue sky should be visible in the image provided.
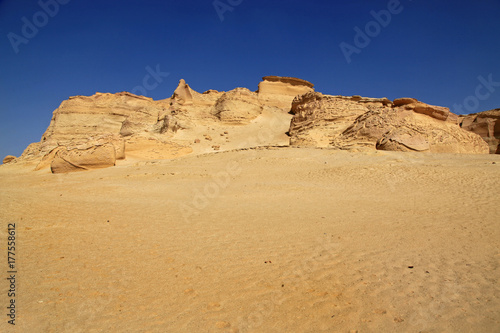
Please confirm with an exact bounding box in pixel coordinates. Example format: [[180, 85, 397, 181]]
[[1, 0, 499, 158]]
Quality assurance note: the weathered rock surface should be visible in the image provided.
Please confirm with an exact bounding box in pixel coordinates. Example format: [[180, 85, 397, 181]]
[[289, 93, 372, 147], [258, 76, 315, 111], [458, 109, 500, 154], [12, 75, 493, 173], [376, 131, 430, 152], [343, 108, 487, 153], [213, 88, 262, 124], [289, 94, 488, 154], [50, 143, 116, 174], [2, 155, 17, 164], [42, 92, 165, 142], [20, 76, 313, 172]]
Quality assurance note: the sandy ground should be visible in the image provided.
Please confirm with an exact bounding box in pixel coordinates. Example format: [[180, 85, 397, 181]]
[[0, 147, 499, 332]]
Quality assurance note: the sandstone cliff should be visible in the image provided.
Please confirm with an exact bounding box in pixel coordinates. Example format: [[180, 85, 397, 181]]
[[257, 76, 314, 111], [5, 75, 492, 173], [17, 76, 313, 172], [458, 109, 500, 154], [288, 93, 488, 154]]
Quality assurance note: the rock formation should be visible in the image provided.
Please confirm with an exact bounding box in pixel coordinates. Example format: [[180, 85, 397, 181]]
[[458, 109, 500, 154], [257, 76, 314, 111], [289, 94, 488, 154], [50, 143, 116, 174], [288, 93, 388, 147], [18, 76, 313, 173], [8, 75, 493, 173], [213, 88, 262, 124], [2, 155, 16, 164]]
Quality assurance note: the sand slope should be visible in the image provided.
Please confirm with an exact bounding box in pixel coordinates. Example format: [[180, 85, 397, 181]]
[[1, 148, 499, 332]]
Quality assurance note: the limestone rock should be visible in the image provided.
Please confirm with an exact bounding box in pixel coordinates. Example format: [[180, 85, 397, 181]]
[[163, 79, 222, 126], [340, 108, 488, 153], [458, 109, 500, 154], [393, 97, 418, 107], [394, 97, 457, 122], [42, 92, 163, 143], [289, 94, 488, 154], [16, 75, 492, 174], [35, 147, 63, 171], [213, 88, 262, 124], [35, 135, 125, 171], [21, 76, 313, 171], [288, 92, 371, 147], [124, 137, 192, 160], [258, 76, 314, 111], [172, 79, 194, 105], [376, 131, 430, 152], [50, 143, 116, 174], [2, 155, 17, 164], [30, 91, 174, 164]]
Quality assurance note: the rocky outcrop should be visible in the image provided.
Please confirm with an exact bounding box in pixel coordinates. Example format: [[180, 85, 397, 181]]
[[20, 76, 311, 172], [42, 92, 165, 142], [341, 108, 487, 153], [213, 88, 262, 124], [376, 131, 430, 152], [458, 109, 500, 154], [50, 143, 116, 174], [23, 92, 171, 164], [393, 98, 458, 123], [289, 92, 373, 147], [257, 76, 314, 111], [289, 94, 489, 154], [2, 155, 17, 164], [12, 75, 493, 174]]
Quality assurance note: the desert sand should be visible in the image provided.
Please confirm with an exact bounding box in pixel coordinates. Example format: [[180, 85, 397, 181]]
[[1, 147, 499, 332], [1, 75, 499, 332]]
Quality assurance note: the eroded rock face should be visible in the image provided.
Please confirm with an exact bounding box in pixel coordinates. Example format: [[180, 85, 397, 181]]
[[213, 88, 262, 124], [376, 131, 430, 152], [50, 143, 116, 174], [42, 92, 164, 142], [2, 155, 17, 164], [257, 76, 314, 111], [458, 109, 500, 154], [289, 94, 488, 154], [21, 76, 313, 171], [393, 98, 458, 123], [344, 108, 487, 153], [288, 92, 371, 147], [14, 75, 493, 174], [25, 92, 172, 164]]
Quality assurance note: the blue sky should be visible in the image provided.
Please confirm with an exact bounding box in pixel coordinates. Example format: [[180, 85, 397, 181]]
[[1, 0, 499, 158]]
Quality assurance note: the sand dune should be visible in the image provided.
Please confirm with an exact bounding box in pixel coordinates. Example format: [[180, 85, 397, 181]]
[[1, 147, 499, 332]]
